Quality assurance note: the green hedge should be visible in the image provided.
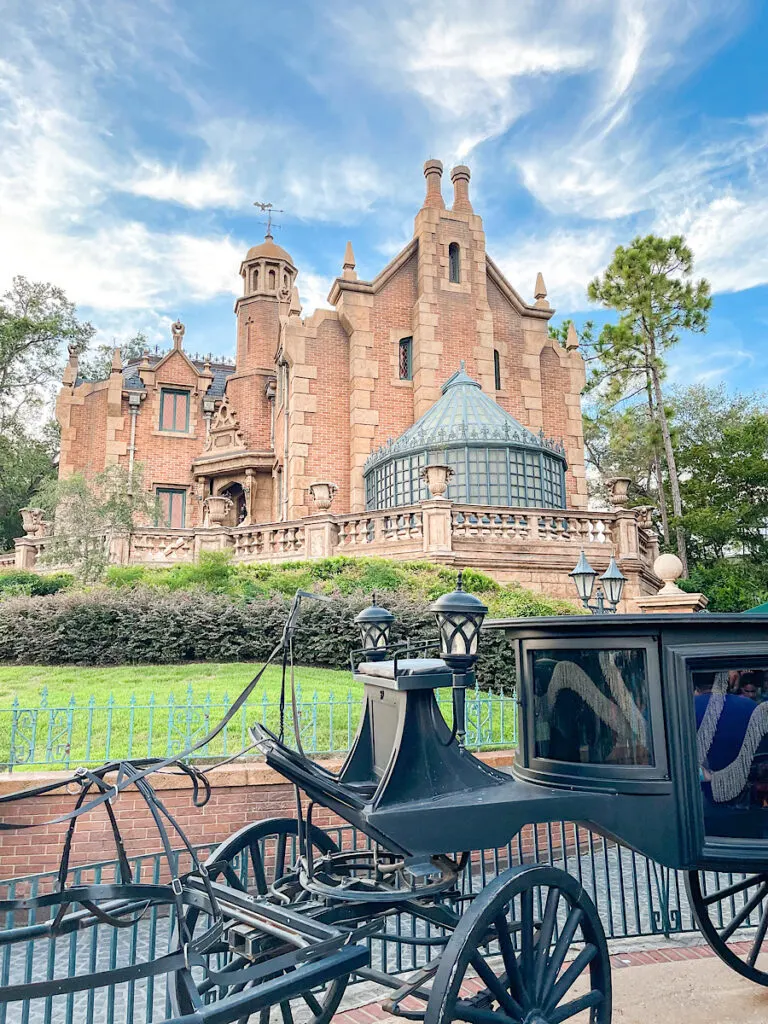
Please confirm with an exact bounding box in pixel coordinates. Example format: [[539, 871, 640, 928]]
[[0, 569, 75, 598], [0, 587, 528, 690]]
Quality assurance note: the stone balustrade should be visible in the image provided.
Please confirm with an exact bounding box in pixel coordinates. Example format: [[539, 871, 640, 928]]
[[11, 501, 661, 609]]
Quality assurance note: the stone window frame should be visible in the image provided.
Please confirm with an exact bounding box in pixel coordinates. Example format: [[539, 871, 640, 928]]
[[448, 242, 461, 283], [494, 348, 502, 391], [154, 486, 187, 528], [158, 387, 192, 434], [388, 328, 415, 388], [439, 231, 472, 294]]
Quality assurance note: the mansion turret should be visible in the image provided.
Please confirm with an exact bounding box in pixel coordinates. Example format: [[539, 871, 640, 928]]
[[56, 161, 589, 532]]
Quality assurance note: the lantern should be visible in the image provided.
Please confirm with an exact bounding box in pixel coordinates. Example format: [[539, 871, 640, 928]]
[[600, 555, 627, 609], [430, 571, 488, 671], [354, 595, 395, 661], [569, 550, 597, 608]]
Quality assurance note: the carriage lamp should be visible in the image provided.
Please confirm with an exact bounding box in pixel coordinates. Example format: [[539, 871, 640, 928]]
[[431, 571, 488, 750], [569, 550, 626, 614], [354, 594, 395, 661]]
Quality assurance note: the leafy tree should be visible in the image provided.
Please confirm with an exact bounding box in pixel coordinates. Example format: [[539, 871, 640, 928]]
[[588, 236, 712, 573], [0, 422, 59, 550], [78, 332, 149, 382], [673, 385, 768, 563], [38, 465, 156, 582], [0, 277, 94, 430]]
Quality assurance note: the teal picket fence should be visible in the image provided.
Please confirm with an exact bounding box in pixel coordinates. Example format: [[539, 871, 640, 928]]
[[0, 685, 517, 771]]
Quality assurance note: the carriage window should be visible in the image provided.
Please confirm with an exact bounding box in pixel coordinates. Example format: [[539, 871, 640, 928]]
[[692, 666, 768, 840], [532, 647, 653, 766]]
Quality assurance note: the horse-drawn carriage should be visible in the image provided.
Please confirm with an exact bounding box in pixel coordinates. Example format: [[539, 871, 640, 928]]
[[2, 578, 768, 1023]]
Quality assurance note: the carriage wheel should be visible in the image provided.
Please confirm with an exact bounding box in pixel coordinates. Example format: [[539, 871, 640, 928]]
[[686, 869, 768, 985], [170, 817, 348, 1023], [426, 864, 611, 1024]]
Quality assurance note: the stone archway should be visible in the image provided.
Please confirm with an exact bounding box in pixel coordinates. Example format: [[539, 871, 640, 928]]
[[217, 482, 247, 527]]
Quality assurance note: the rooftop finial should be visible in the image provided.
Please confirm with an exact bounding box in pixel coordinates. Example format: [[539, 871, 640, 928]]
[[534, 272, 549, 309], [423, 159, 445, 209], [110, 347, 122, 373], [342, 240, 357, 281], [566, 321, 579, 350], [171, 319, 185, 349]]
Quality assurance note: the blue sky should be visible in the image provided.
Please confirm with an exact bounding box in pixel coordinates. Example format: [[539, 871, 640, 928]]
[[1, 0, 767, 391]]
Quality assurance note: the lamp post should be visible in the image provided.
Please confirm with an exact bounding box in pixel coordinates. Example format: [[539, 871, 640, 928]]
[[430, 570, 488, 750], [354, 594, 395, 662], [569, 550, 626, 614]]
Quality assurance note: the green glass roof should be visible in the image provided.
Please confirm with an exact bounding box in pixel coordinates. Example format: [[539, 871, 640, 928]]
[[364, 363, 566, 473]]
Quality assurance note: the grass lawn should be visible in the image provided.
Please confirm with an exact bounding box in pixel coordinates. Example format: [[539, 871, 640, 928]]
[[0, 663, 516, 770]]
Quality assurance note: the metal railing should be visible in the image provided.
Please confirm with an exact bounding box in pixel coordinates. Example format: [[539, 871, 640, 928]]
[[0, 822, 755, 1024], [0, 685, 517, 772]]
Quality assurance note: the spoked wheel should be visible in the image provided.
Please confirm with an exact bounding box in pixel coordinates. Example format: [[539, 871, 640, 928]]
[[170, 817, 346, 1023], [426, 864, 611, 1024], [686, 869, 768, 985]]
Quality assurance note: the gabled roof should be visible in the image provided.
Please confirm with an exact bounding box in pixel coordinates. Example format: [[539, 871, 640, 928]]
[[120, 355, 235, 396]]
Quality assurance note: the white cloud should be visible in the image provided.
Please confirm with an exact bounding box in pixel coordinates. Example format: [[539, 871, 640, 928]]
[[494, 228, 618, 311], [126, 162, 246, 210]]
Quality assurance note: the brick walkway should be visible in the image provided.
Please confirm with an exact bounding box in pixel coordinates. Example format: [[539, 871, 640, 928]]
[[334, 940, 767, 1024]]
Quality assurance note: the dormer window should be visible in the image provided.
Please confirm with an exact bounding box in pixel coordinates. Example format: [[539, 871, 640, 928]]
[[449, 242, 460, 283], [159, 388, 190, 432], [398, 337, 413, 381]]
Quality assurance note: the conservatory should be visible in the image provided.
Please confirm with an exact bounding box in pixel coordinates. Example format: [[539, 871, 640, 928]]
[[363, 365, 568, 511]]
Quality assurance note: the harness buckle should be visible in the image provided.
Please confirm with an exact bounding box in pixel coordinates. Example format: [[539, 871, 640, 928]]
[[171, 877, 184, 897]]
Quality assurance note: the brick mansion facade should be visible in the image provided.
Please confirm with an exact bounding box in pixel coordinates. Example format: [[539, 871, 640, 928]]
[[15, 160, 660, 606]]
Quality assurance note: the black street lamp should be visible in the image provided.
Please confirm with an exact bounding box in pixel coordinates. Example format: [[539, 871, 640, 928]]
[[354, 594, 395, 661], [431, 571, 488, 749], [569, 550, 626, 614]]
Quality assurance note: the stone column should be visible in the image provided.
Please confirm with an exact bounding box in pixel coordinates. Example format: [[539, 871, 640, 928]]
[[422, 500, 454, 556]]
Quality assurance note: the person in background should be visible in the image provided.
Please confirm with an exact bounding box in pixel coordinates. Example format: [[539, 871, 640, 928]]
[[738, 671, 764, 703]]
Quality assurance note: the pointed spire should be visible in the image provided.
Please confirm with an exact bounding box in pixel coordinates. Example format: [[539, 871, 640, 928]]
[[110, 348, 122, 373], [534, 272, 550, 309], [566, 321, 579, 350], [342, 240, 357, 281], [62, 344, 79, 386]]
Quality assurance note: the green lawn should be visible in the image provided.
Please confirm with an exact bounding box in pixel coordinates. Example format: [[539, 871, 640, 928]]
[[0, 662, 516, 770]]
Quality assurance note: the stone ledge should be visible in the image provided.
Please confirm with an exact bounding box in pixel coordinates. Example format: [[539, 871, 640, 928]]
[[0, 750, 515, 797]]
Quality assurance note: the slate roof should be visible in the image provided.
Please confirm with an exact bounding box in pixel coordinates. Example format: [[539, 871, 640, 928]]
[[120, 355, 236, 397]]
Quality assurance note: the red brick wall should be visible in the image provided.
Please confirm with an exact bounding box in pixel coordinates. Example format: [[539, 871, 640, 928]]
[[370, 254, 418, 448], [305, 318, 352, 512], [539, 344, 575, 497], [488, 278, 527, 423], [68, 388, 108, 474]]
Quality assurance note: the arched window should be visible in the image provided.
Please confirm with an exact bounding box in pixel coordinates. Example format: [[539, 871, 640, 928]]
[[448, 242, 460, 283], [268, 268, 276, 290], [494, 349, 501, 390], [252, 268, 259, 290]]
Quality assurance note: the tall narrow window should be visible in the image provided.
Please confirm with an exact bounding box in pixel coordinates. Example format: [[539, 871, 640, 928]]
[[398, 337, 413, 380], [159, 389, 190, 432], [448, 242, 460, 283], [494, 349, 501, 390], [156, 488, 186, 528]]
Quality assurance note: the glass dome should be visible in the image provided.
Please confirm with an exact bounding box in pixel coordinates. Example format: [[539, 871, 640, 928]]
[[364, 364, 567, 511]]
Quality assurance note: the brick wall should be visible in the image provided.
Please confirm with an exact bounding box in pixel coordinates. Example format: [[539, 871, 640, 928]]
[[0, 752, 514, 879]]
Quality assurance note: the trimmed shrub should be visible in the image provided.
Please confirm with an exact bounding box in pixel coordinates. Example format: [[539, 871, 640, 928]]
[[0, 569, 74, 598], [0, 585, 552, 689]]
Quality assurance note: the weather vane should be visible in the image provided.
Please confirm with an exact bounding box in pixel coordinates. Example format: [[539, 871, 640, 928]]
[[253, 200, 284, 237]]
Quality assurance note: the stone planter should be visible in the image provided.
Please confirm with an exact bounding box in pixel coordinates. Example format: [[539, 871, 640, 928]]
[[309, 481, 338, 512], [203, 495, 232, 527], [19, 507, 47, 538], [607, 477, 632, 508], [420, 464, 454, 499]]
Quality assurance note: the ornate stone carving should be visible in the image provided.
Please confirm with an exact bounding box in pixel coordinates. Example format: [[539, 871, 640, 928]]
[[204, 397, 245, 452], [19, 508, 48, 538], [607, 477, 632, 508], [309, 481, 338, 512], [203, 495, 232, 527], [171, 320, 185, 348], [420, 464, 454, 499]]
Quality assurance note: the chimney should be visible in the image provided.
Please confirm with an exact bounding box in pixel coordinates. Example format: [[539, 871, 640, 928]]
[[450, 165, 472, 213], [423, 159, 445, 209]]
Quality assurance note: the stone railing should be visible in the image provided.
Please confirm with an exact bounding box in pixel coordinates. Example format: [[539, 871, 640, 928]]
[[0, 551, 15, 568], [10, 500, 661, 609]]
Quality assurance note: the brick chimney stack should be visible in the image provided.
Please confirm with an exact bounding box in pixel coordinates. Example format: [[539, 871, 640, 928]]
[[423, 159, 445, 209], [450, 165, 472, 212]]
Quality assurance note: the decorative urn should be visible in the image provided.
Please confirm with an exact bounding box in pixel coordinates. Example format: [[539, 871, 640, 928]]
[[19, 507, 47, 538], [420, 463, 454, 499], [607, 477, 632, 508], [203, 495, 232, 527], [309, 481, 338, 512]]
